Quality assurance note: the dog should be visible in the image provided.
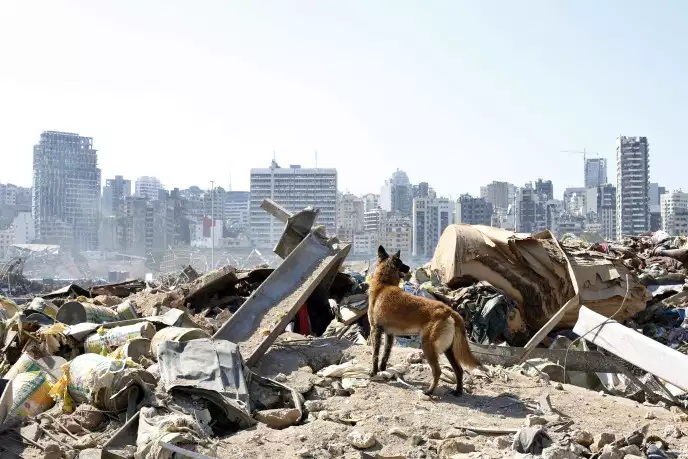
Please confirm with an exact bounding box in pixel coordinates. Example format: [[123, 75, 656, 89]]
[[368, 245, 482, 396]]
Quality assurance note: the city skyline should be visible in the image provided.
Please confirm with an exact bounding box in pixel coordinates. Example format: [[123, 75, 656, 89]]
[[2, 2, 688, 198]]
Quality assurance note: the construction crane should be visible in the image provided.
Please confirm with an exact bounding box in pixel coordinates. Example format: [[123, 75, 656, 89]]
[[560, 148, 602, 163]]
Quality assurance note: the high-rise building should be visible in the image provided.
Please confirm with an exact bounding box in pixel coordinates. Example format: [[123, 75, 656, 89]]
[[514, 181, 552, 233], [535, 179, 554, 201], [649, 183, 667, 231], [102, 175, 131, 216], [584, 158, 608, 188], [595, 184, 617, 241], [515, 185, 538, 233], [412, 196, 452, 258], [135, 176, 164, 201], [116, 195, 169, 256], [616, 136, 650, 237], [32, 131, 101, 250], [480, 181, 517, 210], [337, 193, 364, 243], [225, 191, 250, 227], [380, 170, 413, 217], [413, 182, 431, 199], [661, 190, 688, 236], [455, 194, 493, 226], [249, 161, 337, 247], [203, 186, 226, 222]]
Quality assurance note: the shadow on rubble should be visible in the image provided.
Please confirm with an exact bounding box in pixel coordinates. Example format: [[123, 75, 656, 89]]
[[436, 390, 535, 418], [388, 377, 534, 419], [252, 336, 355, 378], [0, 429, 29, 458]]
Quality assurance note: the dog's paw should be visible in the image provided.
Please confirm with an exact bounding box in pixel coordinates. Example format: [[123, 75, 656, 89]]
[[423, 388, 435, 397], [451, 389, 463, 397], [369, 369, 378, 378]]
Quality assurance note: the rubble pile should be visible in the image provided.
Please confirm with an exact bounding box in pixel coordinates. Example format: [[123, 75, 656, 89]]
[[0, 208, 687, 458]]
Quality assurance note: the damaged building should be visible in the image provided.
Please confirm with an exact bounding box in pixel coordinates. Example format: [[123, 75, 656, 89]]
[[32, 131, 101, 251]]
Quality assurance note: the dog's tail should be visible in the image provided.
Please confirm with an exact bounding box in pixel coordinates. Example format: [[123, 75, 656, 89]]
[[451, 311, 482, 369]]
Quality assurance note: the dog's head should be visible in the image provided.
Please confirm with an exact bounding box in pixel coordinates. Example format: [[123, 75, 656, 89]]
[[375, 245, 411, 285]]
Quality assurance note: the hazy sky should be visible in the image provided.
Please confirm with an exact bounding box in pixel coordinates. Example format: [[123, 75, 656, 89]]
[[1, 1, 686, 198]]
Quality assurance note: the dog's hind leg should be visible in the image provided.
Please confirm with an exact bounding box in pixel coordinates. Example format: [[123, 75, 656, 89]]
[[369, 325, 383, 377], [380, 333, 394, 371], [444, 340, 464, 396], [421, 327, 442, 396]]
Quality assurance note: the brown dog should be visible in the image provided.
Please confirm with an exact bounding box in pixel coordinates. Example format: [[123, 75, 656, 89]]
[[368, 245, 482, 395]]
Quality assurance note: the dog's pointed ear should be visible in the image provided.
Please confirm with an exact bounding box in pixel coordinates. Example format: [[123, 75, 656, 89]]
[[393, 250, 401, 259], [377, 245, 389, 261]]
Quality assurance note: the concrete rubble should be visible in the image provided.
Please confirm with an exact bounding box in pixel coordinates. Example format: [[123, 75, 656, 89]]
[[0, 212, 687, 458]]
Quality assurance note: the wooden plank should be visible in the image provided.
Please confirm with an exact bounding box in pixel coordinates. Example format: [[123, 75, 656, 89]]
[[573, 306, 688, 392]]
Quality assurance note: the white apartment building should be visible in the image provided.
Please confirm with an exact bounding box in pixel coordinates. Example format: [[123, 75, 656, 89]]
[[135, 176, 164, 201], [352, 232, 379, 257], [412, 196, 452, 258], [225, 191, 250, 226], [0, 212, 35, 249], [661, 190, 688, 236], [12, 212, 35, 244], [362, 193, 380, 212], [616, 136, 650, 237], [249, 161, 337, 247]]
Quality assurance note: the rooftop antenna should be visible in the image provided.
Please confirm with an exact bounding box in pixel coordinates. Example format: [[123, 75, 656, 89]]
[[229, 172, 232, 191], [315, 150, 318, 168]]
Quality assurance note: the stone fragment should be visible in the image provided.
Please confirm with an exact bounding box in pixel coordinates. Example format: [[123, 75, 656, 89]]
[[619, 445, 642, 456], [254, 408, 301, 429], [438, 439, 475, 458], [305, 400, 325, 413], [571, 429, 594, 447], [598, 444, 623, 459], [410, 435, 424, 446], [346, 430, 376, 449], [664, 424, 684, 438], [541, 445, 579, 459], [44, 443, 61, 459], [491, 436, 511, 450], [443, 428, 464, 439], [525, 415, 548, 427], [406, 352, 424, 364], [389, 427, 408, 438], [591, 432, 616, 452], [569, 443, 590, 456]]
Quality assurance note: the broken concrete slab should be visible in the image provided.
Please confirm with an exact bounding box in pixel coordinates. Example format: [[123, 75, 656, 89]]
[[261, 198, 320, 259], [213, 232, 351, 366], [573, 306, 688, 392]]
